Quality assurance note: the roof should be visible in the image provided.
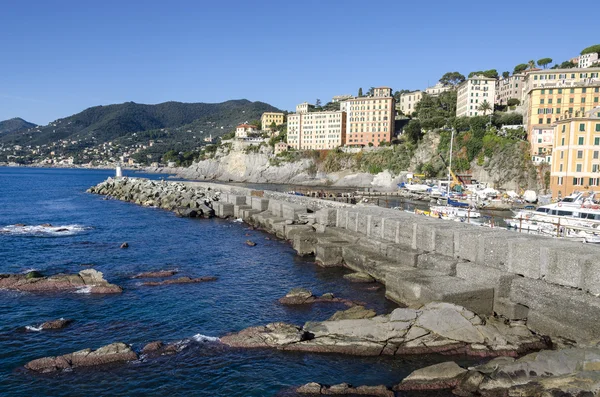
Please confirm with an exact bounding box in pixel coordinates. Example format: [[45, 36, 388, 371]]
[[237, 124, 257, 129]]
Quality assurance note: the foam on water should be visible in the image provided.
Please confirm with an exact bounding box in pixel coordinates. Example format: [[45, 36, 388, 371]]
[[192, 333, 220, 343], [0, 224, 92, 237], [74, 286, 92, 294], [24, 326, 42, 332]]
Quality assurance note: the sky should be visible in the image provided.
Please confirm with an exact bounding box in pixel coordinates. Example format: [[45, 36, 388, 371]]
[[1, 0, 599, 125]]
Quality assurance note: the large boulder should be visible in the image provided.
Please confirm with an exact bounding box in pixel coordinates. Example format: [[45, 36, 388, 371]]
[[25, 342, 137, 373], [394, 361, 467, 391], [0, 269, 122, 294]]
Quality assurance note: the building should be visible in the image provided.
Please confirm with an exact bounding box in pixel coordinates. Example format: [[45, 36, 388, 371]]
[[398, 91, 423, 115], [261, 112, 285, 131], [425, 82, 452, 96], [495, 73, 525, 106], [522, 68, 600, 155], [235, 124, 258, 139], [549, 107, 600, 198], [296, 102, 313, 114], [579, 53, 599, 69], [345, 87, 395, 147], [274, 142, 288, 155], [287, 110, 346, 150], [530, 127, 554, 164], [332, 95, 353, 103], [456, 75, 497, 118]]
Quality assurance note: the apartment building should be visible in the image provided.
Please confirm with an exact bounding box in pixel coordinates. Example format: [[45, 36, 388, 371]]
[[579, 53, 599, 68], [296, 102, 313, 114], [286, 110, 346, 150], [399, 91, 423, 115], [550, 107, 600, 198], [425, 82, 452, 96], [332, 95, 353, 103], [522, 68, 600, 155], [495, 73, 525, 106], [235, 124, 258, 139], [345, 87, 395, 147], [261, 112, 285, 130], [456, 75, 497, 117]]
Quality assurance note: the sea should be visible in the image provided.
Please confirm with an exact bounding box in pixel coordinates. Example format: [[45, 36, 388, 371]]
[[0, 167, 480, 396]]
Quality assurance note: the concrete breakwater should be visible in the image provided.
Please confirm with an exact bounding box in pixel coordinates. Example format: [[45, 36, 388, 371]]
[[89, 177, 600, 345]]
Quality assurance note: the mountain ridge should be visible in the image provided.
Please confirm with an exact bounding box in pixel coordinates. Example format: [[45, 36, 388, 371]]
[[0, 117, 37, 136]]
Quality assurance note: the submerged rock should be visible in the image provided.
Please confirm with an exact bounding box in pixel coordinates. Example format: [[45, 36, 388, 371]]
[[296, 382, 394, 396], [342, 272, 376, 283], [141, 341, 179, 356], [221, 302, 548, 357], [40, 318, 73, 330], [25, 342, 137, 373], [120, 242, 129, 249], [245, 240, 257, 247], [278, 288, 359, 307], [132, 270, 178, 279], [0, 269, 122, 294], [141, 276, 217, 286]]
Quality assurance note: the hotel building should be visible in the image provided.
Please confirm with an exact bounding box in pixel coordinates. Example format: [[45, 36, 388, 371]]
[[398, 91, 423, 115], [456, 75, 497, 118], [345, 87, 395, 147], [550, 107, 600, 198], [261, 112, 285, 131], [287, 110, 346, 150]]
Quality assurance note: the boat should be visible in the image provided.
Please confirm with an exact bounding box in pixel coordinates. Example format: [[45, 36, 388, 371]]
[[403, 183, 430, 192], [447, 198, 469, 208], [430, 205, 481, 219]]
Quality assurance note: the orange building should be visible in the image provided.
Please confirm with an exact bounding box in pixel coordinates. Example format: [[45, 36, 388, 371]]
[[345, 87, 395, 147]]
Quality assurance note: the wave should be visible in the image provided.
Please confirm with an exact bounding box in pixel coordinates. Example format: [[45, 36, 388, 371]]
[[192, 333, 220, 343], [74, 286, 92, 294], [25, 325, 43, 332], [0, 224, 92, 237]]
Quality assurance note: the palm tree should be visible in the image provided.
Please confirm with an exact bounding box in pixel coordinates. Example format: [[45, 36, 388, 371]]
[[478, 100, 492, 115], [528, 60, 536, 70]]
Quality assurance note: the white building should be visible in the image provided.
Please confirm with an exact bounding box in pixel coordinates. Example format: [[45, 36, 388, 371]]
[[332, 95, 353, 103], [456, 75, 497, 117], [425, 82, 452, 96], [235, 124, 258, 139], [579, 53, 599, 68], [296, 102, 312, 114], [399, 91, 423, 115], [287, 110, 346, 150]]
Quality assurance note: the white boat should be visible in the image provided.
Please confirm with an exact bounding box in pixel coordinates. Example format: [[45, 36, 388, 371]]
[[404, 184, 430, 192], [430, 205, 481, 219]]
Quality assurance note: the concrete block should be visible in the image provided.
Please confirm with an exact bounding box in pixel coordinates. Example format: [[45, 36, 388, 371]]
[[357, 213, 369, 236], [240, 208, 260, 220], [281, 202, 307, 221], [324, 227, 362, 244], [382, 218, 400, 243], [315, 243, 346, 267], [213, 202, 234, 218], [227, 195, 246, 205], [455, 261, 517, 298], [384, 244, 421, 267], [542, 243, 596, 289], [292, 230, 317, 256], [346, 211, 359, 232], [416, 252, 459, 276], [284, 224, 314, 240], [414, 221, 436, 252], [268, 200, 283, 217], [506, 235, 553, 279], [477, 230, 526, 270], [336, 209, 348, 229], [272, 221, 286, 239], [385, 269, 494, 315], [509, 277, 600, 343], [341, 246, 398, 282], [397, 221, 416, 247], [233, 205, 251, 218], [367, 215, 384, 239], [454, 227, 497, 263], [315, 208, 337, 226], [251, 198, 269, 212], [493, 297, 529, 320], [582, 256, 600, 296]]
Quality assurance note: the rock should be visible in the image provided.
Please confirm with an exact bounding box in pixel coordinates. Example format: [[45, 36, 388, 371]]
[[394, 361, 467, 390], [141, 276, 217, 287], [25, 342, 137, 373], [120, 242, 129, 249], [15, 223, 26, 227], [415, 302, 485, 344], [40, 223, 52, 227], [297, 382, 393, 396], [132, 270, 178, 279], [221, 322, 308, 348], [25, 271, 43, 279], [328, 306, 376, 321], [141, 341, 163, 353], [79, 263, 95, 267], [343, 272, 376, 283], [0, 269, 122, 294], [245, 240, 256, 247], [278, 288, 358, 307], [40, 318, 73, 330], [141, 341, 179, 356]]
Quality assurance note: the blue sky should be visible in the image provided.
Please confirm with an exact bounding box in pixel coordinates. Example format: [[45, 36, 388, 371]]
[[1, 0, 598, 125]]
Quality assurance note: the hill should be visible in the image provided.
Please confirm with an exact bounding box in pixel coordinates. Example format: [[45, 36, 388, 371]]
[[0, 118, 37, 135], [0, 100, 282, 164]]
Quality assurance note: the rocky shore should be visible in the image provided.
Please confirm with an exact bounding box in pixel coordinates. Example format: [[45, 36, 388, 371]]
[[0, 269, 122, 294]]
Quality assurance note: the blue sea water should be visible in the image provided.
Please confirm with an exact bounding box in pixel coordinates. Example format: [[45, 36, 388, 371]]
[[0, 167, 477, 396]]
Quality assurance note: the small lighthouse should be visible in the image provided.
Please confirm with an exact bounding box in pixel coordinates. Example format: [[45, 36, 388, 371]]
[[115, 163, 123, 178]]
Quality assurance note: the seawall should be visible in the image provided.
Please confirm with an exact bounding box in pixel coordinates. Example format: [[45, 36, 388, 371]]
[[89, 177, 600, 344]]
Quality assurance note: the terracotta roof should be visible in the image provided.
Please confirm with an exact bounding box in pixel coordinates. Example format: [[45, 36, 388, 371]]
[[237, 124, 257, 129]]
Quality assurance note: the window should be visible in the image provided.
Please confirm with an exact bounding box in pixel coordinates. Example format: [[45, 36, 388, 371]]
[[549, 99, 553, 104], [597, 124, 600, 132], [582, 97, 586, 103], [561, 151, 564, 159], [594, 165, 600, 173], [562, 125, 566, 132], [579, 137, 585, 145], [537, 138, 542, 143], [595, 151, 600, 159], [570, 88, 575, 93], [539, 118, 543, 124], [595, 97, 599, 103], [580, 123, 586, 132], [541, 89, 545, 94], [557, 108, 561, 114], [561, 137, 565, 145], [596, 138, 600, 145], [540, 99, 545, 104], [559, 164, 563, 172], [557, 177, 563, 185], [547, 118, 551, 124], [557, 98, 562, 104], [559, 89, 563, 94], [590, 178, 599, 186], [576, 164, 582, 172], [549, 89, 553, 94], [583, 88, 587, 93], [577, 150, 583, 159], [573, 177, 583, 186], [570, 98, 574, 103], [569, 107, 574, 113]]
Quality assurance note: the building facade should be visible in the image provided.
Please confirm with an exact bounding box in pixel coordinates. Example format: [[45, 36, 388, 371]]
[[287, 111, 346, 150], [399, 91, 423, 115], [296, 102, 313, 114], [332, 95, 353, 103], [579, 53, 599, 69], [345, 87, 395, 147], [261, 112, 285, 130], [522, 68, 600, 155], [235, 124, 258, 139], [425, 82, 452, 96], [456, 75, 497, 118], [550, 107, 600, 198], [495, 74, 525, 106]]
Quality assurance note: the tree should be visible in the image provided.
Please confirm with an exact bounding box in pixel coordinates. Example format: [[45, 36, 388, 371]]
[[468, 69, 498, 79], [513, 64, 528, 74], [537, 58, 553, 69], [502, 71, 510, 79], [393, 89, 410, 102], [269, 121, 277, 131], [507, 98, 520, 107], [528, 60, 536, 70], [478, 100, 492, 116], [367, 87, 375, 96], [358, 88, 363, 97], [559, 60, 577, 69], [404, 119, 423, 143], [581, 44, 600, 55], [315, 98, 322, 107], [439, 72, 465, 87]]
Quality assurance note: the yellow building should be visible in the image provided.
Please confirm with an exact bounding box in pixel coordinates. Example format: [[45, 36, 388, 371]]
[[550, 107, 600, 198], [261, 112, 285, 131]]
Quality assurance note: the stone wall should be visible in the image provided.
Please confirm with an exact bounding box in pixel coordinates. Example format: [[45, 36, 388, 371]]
[[90, 178, 600, 344]]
